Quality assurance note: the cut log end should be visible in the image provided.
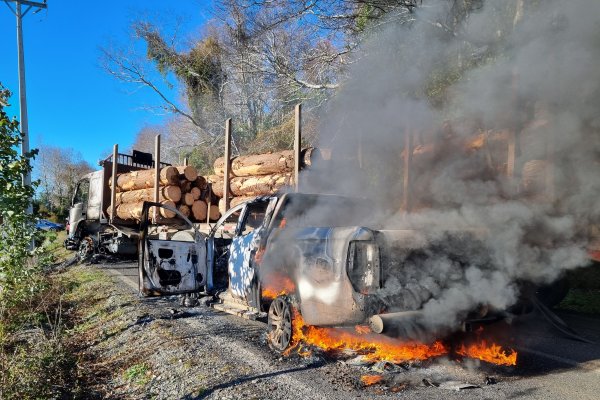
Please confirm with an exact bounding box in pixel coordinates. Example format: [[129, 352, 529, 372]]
[[176, 165, 198, 182]]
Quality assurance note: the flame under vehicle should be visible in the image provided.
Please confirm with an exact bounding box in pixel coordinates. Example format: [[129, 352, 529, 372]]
[[139, 192, 507, 352]]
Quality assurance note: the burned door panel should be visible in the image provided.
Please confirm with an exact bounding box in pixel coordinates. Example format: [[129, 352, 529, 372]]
[[142, 240, 203, 294], [139, 202, 206, 296]]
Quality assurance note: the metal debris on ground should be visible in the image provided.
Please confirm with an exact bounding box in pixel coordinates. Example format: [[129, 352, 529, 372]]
[[344, 355, 374, 367], [438, 381, 481, 391], [134, 314, 154, 326], [485, 376, 498, 385], [422, 379, 481, 391], [371, 360, 401, 373]]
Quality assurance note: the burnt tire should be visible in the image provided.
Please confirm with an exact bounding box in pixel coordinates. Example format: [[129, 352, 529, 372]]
[[267, 296, 293, 353], [77, 237, 94, 263]]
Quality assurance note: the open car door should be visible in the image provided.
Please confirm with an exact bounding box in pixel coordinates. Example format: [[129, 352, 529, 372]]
[[138, 202, 207, 296]]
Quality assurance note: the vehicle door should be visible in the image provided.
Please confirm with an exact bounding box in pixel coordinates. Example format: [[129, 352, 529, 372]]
[[227, 198, 277, 304], [206, 204, 245, 292], [86, 171, 103, 220], [138, 202, 207, 296], [68, 178, 90, 237]]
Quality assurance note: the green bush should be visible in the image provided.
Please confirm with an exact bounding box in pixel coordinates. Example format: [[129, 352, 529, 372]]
[[0, 83, 43, 325]]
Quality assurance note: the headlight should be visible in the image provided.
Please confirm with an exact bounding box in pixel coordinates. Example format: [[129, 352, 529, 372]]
[[347, 241, 380, 294]]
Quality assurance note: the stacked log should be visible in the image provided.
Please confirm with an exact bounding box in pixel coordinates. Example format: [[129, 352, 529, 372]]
[[208, 173, 294, 198], [211, 147, 320, 213], [213, 147, 319, 177], [109, 165, 220, 222], [110, 166, 179, 191], [109, 147, 322, 222]]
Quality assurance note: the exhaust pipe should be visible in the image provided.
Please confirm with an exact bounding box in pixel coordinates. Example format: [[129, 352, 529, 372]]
[[369, 311, 425, 339]]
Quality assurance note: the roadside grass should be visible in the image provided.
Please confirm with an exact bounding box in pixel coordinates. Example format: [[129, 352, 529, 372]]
[[0, 232, 80, 399], [123, 363, 152, 386], [557, 262, 600, 315], [0, 231, 140, 399]]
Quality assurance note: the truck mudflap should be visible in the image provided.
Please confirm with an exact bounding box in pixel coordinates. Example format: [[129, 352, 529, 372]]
[[139, 202, 207, 296]]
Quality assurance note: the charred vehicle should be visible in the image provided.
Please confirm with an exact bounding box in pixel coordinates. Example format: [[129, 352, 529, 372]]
[[139, 192, 510, 352]]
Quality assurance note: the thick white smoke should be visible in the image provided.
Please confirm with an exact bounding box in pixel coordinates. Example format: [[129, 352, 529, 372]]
[[303, 0, 600, 335]]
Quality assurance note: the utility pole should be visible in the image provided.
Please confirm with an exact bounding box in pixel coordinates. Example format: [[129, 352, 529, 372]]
[[3, 0, 47, 215]]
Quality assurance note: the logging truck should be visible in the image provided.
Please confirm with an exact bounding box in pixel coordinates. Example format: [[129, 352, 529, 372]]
[[63, 149, 202, 261], [65, 150, 151, 260]]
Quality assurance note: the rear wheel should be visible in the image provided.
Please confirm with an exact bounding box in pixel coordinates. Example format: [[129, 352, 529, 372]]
[[267, 296, 293, 352]]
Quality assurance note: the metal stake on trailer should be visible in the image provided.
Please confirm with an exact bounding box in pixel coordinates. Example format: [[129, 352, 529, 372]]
[[206, 183, 212, 224], [223, 119, 232, 212], [110, 144, 118, 223], [153, 135, 161, 222], [294, 104, 302, 192]]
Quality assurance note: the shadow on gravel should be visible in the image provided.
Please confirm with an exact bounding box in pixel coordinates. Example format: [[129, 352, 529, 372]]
[[188, 362, 325, 400]]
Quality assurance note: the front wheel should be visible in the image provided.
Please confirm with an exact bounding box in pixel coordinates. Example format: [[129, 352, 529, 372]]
[[77, 237, 94, 263], [267, 296, 293, 352]]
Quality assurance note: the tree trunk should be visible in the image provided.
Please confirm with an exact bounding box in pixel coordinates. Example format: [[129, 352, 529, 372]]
[[213, 148, 320, 177], [192, 200, 208, 221], [210, 173, 293, 197], [190, 187, 201, 201], [115, 185, 182, 205], [180, 179, 192, 193], [110, 167, 178, 191], [209, 204, 221, 221], [193, 176, 207, 190], [176, 165, 198, 181], [111, 200, 176, 220], [218, 196, 256, 214], [183, 192, 195, 206], [177, 204, 191, 218]]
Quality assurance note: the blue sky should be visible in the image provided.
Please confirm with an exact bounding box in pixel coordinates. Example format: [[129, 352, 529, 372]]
[[0, 0, 213, 166]]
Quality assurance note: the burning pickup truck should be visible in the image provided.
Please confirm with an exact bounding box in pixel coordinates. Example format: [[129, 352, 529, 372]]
[[140, 192, 517, 353]]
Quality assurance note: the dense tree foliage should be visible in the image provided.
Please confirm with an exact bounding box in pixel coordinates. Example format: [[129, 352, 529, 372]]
[[103, 0, 527, 172]]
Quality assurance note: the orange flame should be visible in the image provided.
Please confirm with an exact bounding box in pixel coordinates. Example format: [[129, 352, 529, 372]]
[[261, 276, 295, 300], [355, 325, 371, 335], [263, 277, 517, 366], [457, 340, 518, 366], [289, 311, 447, 363], [361, 375, 384, 386]]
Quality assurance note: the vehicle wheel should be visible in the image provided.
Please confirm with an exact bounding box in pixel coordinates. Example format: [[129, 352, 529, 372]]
[[267, 296, 293, 352], [77, 237, 94, 263]]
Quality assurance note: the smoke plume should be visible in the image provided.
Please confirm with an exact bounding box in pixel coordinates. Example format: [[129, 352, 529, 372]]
[[303, 0, 600, 335]]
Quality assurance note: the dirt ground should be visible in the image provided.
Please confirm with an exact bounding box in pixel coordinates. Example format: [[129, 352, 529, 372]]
[[65, 261, 600, 400]]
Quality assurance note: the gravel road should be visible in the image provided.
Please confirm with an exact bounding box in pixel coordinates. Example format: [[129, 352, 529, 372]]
[[95, 261, 600, 400]]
